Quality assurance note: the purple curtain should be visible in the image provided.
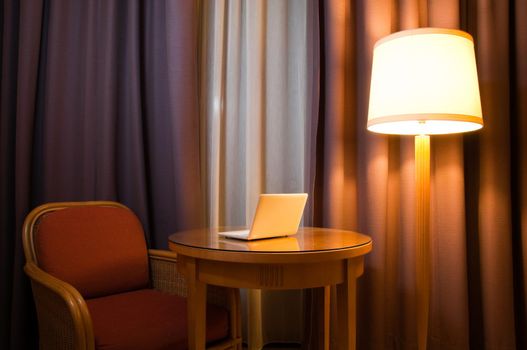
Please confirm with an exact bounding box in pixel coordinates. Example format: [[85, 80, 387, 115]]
[[0, 1, 204, 348]]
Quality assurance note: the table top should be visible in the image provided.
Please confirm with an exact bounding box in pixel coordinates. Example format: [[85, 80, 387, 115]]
[[168, 227, 372, 264]]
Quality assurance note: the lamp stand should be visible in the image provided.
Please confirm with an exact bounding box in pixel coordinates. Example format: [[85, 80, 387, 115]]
[[415, 134, 430, 350]]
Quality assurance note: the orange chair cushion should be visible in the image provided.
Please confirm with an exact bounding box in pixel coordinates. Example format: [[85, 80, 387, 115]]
[[35, 206, 149, 298], [86, 289, 229, 350]]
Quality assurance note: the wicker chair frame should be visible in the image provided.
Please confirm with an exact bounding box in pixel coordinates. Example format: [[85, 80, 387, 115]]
[[23, 201, 242, 350]]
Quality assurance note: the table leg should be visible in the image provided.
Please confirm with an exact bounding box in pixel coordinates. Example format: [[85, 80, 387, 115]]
[[228, 288, 243, 350], [336, 258, 364, 350], [186, 257, 207, 350], [247, 289, 263, 350], [324, 285, 331, 350]]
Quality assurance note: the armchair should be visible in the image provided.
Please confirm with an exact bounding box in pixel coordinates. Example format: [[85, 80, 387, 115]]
[[22, 201, 241, 350]]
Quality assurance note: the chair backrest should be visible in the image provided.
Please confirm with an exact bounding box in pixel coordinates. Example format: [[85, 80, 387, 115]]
[[23, 201, 150, 299]]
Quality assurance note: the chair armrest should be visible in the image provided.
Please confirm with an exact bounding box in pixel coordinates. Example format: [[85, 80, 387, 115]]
[[24, 262, 94, 350]]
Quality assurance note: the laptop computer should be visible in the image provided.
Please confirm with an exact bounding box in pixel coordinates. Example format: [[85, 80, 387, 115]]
[[218, 193, 308, 241]]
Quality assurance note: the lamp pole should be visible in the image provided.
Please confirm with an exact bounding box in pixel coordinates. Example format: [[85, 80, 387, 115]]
[[415, 134, 431, 350]]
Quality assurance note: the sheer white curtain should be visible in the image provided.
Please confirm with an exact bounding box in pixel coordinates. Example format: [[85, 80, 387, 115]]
[[200, 0, 313, 347]]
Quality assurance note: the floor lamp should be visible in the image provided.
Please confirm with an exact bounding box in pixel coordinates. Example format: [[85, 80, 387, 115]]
[[366, 28, 484, 349]]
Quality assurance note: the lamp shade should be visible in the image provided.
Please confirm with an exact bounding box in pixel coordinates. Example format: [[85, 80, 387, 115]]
[[367, 28, 483, 135]]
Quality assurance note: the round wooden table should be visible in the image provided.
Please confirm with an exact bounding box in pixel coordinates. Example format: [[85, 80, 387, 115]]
[[169, 227, 372, 350]]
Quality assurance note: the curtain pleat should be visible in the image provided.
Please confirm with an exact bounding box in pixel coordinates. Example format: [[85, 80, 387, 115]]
[[475, 0, 521, 347], [312, 0, 527, 349], [517, 1, 527, 346]]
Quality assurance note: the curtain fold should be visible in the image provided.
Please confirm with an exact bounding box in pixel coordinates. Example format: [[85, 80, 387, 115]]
[[472, 0, 526, 347], [0, 1, 203, 348], [312, 0, 527, 349]]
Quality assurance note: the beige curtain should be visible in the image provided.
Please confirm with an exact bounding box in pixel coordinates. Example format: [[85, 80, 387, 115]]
[[312, 0, 526, 349], [199, 0, 316, 347]]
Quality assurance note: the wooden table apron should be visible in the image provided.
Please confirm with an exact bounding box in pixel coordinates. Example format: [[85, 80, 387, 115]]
[[168, 227, 372, 350]]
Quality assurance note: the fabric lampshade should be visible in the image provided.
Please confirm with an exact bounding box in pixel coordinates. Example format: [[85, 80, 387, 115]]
[[367, 28, 483, 135]]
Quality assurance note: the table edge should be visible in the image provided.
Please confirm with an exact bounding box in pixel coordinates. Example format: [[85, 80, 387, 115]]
[[169, 240, 372, 264]]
